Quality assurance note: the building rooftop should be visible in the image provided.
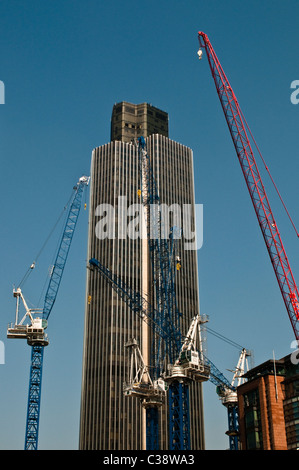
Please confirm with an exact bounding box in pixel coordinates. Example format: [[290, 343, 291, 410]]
[[110, 101, 169, 143]]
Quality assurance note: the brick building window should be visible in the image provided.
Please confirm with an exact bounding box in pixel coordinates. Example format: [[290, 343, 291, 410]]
[[243, 388, 263, 449]]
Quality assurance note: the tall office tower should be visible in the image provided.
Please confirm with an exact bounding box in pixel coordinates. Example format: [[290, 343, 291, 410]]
[[79, 102, 205, 450]]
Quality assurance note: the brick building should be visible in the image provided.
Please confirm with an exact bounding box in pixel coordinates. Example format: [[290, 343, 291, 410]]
[[237, 354, 299, 450]]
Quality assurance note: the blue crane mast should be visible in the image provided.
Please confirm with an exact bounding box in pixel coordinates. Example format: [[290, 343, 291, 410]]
[[137, 137, 181, 373], [205, 349, 249, 451], [136, 137, 211, 450], [7, 175, 90, 450], [138, 140, 182, 448]]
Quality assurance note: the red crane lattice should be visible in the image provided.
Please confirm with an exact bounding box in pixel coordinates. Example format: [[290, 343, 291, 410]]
[[198, 31, 299, 340]]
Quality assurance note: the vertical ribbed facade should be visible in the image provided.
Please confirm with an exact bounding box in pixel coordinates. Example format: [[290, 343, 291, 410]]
[[79, 133, 205, 450]]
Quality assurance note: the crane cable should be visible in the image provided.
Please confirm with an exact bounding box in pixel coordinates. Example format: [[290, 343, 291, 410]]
[[239, 105, 299, 238], [17, 189, 75, 289], [205, 326, 245, 351]]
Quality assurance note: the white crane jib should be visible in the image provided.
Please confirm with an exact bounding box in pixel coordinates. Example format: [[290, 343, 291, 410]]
[[217, 348, 250, 406], [123, 338, 166, 407], [165, 314, 210, 384]]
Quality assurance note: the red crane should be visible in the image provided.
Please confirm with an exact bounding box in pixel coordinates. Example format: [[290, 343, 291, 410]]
[[197, 31, 299, 341]]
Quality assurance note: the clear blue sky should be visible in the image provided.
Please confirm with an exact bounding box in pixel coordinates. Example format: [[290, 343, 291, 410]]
[[1, 0, 299, 450]]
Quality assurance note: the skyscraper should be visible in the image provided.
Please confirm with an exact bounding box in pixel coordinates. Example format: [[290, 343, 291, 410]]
[[79, 102, 205, 450]]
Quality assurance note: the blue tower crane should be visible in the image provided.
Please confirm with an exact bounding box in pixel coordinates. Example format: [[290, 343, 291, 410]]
[[88, 257, 210, 450], [137, 137, 251, 451], [88, 256, 176, 450], [89, 139, 246, 451], [7, 175, 90, 450], [89, 258, 245, 450]]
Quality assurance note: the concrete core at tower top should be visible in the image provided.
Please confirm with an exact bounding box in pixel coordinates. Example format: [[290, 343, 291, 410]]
[[111, 101, 169, 143]]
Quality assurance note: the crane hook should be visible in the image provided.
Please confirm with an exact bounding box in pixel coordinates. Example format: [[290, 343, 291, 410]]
[[197, 49, 203, 60]]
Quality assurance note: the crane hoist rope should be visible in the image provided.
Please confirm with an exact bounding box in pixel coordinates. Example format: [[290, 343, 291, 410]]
[[238, 105, 299, 238], [206, 326, 246, 351], [17, 188, 76, 289]]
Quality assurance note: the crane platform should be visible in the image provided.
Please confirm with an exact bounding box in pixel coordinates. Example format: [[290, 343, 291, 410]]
[[165, 362, 210, 384], [123, 378, 166, 404], [7, 319, 49, 346]]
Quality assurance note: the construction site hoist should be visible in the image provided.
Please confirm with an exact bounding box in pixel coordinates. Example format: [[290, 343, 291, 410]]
[[197, 32, 299, 341], [7, 175, 90, 450]]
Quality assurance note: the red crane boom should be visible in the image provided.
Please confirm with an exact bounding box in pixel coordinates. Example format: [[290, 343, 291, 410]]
[[197, 31, 299, 340]]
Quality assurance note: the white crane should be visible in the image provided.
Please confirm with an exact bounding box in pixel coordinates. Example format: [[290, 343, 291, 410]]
[[7, 288, 48, 346]]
